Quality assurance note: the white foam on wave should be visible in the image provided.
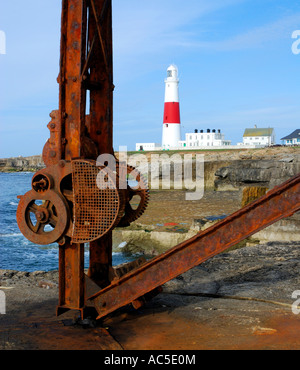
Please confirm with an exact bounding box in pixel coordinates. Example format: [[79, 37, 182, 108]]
[[118, 241, 128, 249], [0, 232, 23, 238], [9, 202, 19, 206], [14, 172, 33, 175]]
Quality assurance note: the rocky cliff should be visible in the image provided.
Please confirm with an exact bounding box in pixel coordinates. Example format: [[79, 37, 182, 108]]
[[212, 148, 300, 244], [1, 148, 299, 189], [0, 155, 45, 172], [214, 153, 300, 191], [127, 146, 300, 190]]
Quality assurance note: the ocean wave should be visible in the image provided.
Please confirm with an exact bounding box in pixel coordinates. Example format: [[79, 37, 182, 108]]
[[10, 172, 33, 175], [0, 232, 23, 238], [9, 202, 19, 206], [117, 241, 128, 249]]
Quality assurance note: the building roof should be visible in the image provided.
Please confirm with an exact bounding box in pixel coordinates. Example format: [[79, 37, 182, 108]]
[[243, 128, 274, 137], [280, 129, 300, 141]]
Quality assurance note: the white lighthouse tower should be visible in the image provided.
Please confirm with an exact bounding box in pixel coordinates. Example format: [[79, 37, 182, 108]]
[[162, 65, 181, 149]]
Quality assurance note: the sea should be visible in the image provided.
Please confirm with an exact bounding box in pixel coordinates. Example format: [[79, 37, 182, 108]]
[[0, 172, 130, 272]]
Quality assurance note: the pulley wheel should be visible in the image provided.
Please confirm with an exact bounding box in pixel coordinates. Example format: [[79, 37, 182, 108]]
[[16, 189, 69, 245]]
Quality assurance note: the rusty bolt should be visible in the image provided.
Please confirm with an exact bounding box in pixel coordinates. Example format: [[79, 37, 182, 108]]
[[50, 151, 57, 158], [50, 123, 56, 129], [59, 160, 66, 168], [35, 211, 45, 221], [58, 237, 66, 246], [73, 77, 77, 82]]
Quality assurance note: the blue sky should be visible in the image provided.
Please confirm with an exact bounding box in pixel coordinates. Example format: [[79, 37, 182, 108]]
[[0, 0, 299, 157]]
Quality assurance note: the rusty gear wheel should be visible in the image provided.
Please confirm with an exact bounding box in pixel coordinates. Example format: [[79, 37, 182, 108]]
[[16, 189, 69, 245], [117, 164, 150, 227]]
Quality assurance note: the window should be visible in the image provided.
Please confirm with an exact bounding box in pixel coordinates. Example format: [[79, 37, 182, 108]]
[[168, 70, 172, 78]]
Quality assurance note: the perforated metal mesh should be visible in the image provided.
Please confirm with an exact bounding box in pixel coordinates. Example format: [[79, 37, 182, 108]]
[[71, 160, 120, 243]]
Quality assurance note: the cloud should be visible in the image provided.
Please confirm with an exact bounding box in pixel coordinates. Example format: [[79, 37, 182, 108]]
[[185, 13, 300, 51], [113, 0, 247, 57], [185, 104, 300, 133]]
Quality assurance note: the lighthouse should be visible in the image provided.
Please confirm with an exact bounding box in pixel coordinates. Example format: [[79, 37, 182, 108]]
[[162, 64, 181, 149]]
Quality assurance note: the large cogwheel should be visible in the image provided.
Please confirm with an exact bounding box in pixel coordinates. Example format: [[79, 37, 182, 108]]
[[117, 164, 150, 227]]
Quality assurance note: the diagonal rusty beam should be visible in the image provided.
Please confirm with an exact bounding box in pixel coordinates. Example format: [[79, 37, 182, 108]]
[[89, 173, 300, 320], [90, 0, 110, 74], [81, 34, 96, 81], [81, 0, 109, 80]]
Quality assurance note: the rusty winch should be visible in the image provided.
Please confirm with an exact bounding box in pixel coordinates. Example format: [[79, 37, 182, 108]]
[[16, 0, 150, 318], [17, 160, 149, 246], [16, 0, 300, 321]]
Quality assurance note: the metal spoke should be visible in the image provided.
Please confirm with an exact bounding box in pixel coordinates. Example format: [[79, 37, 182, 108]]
[[33, 220, 42, 233], [28, 203, 39, 213]]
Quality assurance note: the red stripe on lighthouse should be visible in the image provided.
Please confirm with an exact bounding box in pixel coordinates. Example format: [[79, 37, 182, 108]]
[[163, 102, 181, 124]]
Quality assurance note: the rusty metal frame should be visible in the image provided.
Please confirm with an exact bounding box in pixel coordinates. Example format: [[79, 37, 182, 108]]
[[17, 0, 300, 322]]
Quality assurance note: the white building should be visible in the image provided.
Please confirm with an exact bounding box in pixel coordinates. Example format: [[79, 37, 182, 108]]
[[281, 129, 300, 146], [136, 143, 161, 151], [242, 127, 275, 147], [178, 129, 231, 148]]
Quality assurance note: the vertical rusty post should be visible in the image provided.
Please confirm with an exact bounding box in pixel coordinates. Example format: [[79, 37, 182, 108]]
[[57, 0, 114, 315], [57, 0, 88, 316], [58, 244, 85, 316], [86, 0, 114, 288]]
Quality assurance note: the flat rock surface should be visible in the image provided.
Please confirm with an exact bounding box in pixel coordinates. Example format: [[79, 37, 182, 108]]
[[1, 242, 300, 350]]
